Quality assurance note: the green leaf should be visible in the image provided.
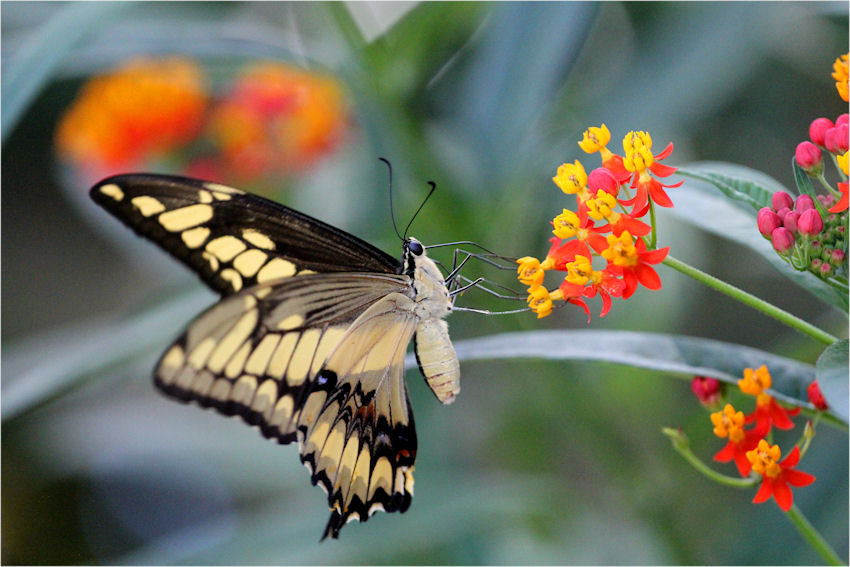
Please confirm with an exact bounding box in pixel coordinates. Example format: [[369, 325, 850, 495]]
[[677, 162, 787, 211], [816, 339, 849, 423], [667, 164, 848, 312], [449, 330, 843, 422], [792, 158, 832, 218]]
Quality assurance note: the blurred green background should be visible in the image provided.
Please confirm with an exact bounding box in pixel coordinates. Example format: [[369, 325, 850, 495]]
[[3, 2, 848, 564]]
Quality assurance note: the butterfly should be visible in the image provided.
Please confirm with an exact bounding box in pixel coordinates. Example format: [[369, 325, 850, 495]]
[[89, 173, 461, 539]]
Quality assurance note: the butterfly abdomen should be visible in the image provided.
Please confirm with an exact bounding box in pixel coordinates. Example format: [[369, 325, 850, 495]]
[[414, 319, 460, 404]]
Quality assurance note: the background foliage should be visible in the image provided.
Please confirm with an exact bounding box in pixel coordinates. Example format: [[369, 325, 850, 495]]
[[3, 2, 848, 564]]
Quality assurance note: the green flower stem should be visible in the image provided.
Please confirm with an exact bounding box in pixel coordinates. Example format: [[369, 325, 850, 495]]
[[662, 428, 757, 488], [786, 504, 846, 565], [662, 255, 839, 346]]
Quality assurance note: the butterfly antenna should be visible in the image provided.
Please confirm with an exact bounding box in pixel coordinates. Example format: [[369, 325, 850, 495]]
[[403, 181, 436, 240], [380, 157, 404, 241]]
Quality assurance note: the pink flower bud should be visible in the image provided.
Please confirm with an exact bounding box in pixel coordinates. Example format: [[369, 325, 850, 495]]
[[771, 227, 796, 253], [587, 167, 619, 196], [836, 113, 849, 127], [783, 210, 800, 232], [771, 191, 794, 212], [691, 376, 723, 406], [819, 262, 833, 276], [825, 123, 849, 154], [757, 207, 782, 237], [830, 248, 846, 265], [798, 209, 823, 236], [809, 117, 834, 145], [795, 194, 815, 213], [795, 141, 823, 175]]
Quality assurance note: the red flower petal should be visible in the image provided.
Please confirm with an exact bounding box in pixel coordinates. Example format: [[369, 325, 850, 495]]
[[772, 479, 794, 511], [753, 479, 774, 503], [783, 469, 816, 487]]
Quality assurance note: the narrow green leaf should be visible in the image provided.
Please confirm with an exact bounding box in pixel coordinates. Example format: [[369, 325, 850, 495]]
[[816, 339, 849, 423], [677, 162, 787, 211], [447, 330, 837, 420]]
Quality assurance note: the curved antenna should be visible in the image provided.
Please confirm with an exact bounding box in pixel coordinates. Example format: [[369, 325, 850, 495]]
[[379, 157, 404, 241], [403, 181, 436, 239]]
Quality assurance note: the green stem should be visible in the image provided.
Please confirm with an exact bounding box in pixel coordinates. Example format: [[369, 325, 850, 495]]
[[785, 504, 846, 565], [662, 255, 839, 346], [662, 428, 757, 488]]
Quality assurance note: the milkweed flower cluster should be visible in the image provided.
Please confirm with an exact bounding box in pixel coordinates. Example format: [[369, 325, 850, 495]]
[[757, 54, 849, 284], [517, 125, 679, 319], [55, 57, 349, 192], [706, 366, 817, 512]]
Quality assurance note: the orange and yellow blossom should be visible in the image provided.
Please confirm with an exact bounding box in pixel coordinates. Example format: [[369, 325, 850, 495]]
[[738, 366, 799, 434], [833, 53, 849, 102], [601, 231, 669, 299], [711, 403, 761, 477], [747, 440, 815, 511]]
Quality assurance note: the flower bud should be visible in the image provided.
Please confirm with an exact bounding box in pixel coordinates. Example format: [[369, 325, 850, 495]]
[[830, 248, 846, 266], [587, 167, 619, 196], [795, 194, 815, 213], [825, 123, 849, 154], [691, 376, 723, 407], [836, 113, 849, 127], [757, 207, 782, 237], [819, 262, 833, 276], [771, 227, 796, 253], [807, 381, 828, 410], [783, 210, 800, 232], [809, 117, 834, 145], [798, 209, 824, 236], [795, 141, 823, 175], [771, 191, 794, 212]]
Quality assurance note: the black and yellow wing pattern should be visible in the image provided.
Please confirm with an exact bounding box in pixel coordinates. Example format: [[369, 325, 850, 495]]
[[90, 173, 460, 539]]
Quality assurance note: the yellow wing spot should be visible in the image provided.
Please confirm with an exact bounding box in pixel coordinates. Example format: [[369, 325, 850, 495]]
[[203, 182, 243, 195], [368, 457, 393, 500], [98, 183, 124, 201], [269, 394, 295, 430], [159, 204, 214, 232], [209, 378, 232, 402], [317, 420, 347, 481], [299, 390, 329, 432], [220, 268, 243, 292], [297, 269, 317, 276], [252, 379, 279, 419], [310, 328, 347, 374], [188, 337, 217, 369], [206, 235, 247, 262], [276, 313, 304, 331], [192, 370, 215, 396], [224, 341, 252, 379], [257, 258, 297, 283], [233, 249, 269, 278], [201, 251, 220, 272], [244, 334, 280, 376], [231, 374, 258, 406], [197, 189, 214, 204], [242, 229, 276, 250], [182, 226, 211, 249], [287, 329, 321, 386], [267, 332, 299, 378], [131, 195, 166, 217], [157, 345, 185, 384], [207, 309, 258, 373]]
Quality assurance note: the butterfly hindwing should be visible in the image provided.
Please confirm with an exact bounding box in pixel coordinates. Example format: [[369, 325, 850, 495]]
[[297, 292, 420, 539], [90, 174, 399, 295]]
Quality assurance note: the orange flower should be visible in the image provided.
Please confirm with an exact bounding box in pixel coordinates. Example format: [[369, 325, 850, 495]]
[[55, 57, 207, 179], [748, 441, 815, 511], [833, 53, 849, 102], [601, 232, 669, 299], [620, 134, 682, 212], [711, 403, 761, 476], [738, 366, 799, 435]]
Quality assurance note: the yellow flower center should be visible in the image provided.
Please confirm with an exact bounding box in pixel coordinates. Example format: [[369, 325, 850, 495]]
[[516, 257, 546, 288], [578, 124, 611, 154], [552, 161, 588, 195], [738, 365, 772, 396], [710, 403, 745, 441], [602, 231, 638, 267], [565, 255, 592, 286], [746, 439, 783, 479], [586, 190, 618, 221], [552, 209, 580, 238]]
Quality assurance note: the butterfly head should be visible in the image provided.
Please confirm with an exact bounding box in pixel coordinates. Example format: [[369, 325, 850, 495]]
[[401, 237, 425, 276]]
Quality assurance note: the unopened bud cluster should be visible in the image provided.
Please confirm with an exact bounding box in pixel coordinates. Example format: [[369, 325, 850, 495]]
[[758, 191, 846, 280]]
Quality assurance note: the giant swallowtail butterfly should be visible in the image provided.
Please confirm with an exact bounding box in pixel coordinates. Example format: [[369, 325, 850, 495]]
[[90, 173, 460, 539]]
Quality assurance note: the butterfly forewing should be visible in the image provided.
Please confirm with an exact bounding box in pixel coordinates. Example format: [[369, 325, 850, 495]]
[[90, 174, 398, 295]]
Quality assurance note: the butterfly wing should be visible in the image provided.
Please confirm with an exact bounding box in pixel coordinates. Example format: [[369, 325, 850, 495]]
[[297, 292, 420, 539], [90, 174, 399, 295]]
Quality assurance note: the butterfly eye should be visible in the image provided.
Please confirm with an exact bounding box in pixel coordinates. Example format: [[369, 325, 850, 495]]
[[407, 239, 424, 256]]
